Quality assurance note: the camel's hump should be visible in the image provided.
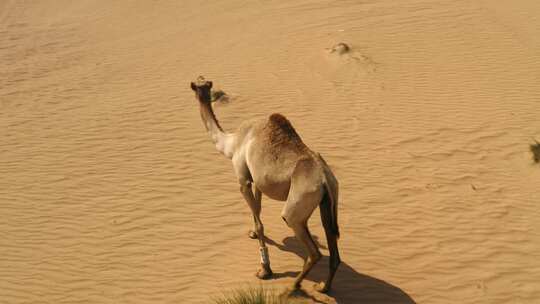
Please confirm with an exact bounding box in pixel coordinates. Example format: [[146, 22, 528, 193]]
[[267, 113, 303, 142], [269, 113, 290, 126]]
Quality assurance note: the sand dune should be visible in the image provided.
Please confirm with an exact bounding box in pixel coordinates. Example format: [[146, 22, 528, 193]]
[[1, 0, 539, 303]]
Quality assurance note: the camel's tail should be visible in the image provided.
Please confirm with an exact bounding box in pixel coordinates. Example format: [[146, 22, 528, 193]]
[[318, 153, 339, 239]]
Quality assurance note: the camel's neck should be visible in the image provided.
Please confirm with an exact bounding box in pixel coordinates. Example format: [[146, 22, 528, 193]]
[[199, 101, 223, 133], [199, 102, 233, 158]]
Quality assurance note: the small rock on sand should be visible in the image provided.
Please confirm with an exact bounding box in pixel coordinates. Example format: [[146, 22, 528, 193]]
[[329, 42, 351, 55]]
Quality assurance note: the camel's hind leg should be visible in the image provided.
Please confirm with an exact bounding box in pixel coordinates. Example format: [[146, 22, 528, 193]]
[[315, 192, 341, 293], [288, 222, 322, 289], [281, 159, 324, 290]]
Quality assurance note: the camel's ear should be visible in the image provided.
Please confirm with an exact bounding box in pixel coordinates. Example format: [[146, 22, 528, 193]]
[[190, 82, 196, 91], [207, 81, 213, 89]]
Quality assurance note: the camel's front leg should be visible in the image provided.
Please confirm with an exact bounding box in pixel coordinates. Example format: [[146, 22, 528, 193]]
[[240, 181, 273, 279], [247, 188, 262, 239]]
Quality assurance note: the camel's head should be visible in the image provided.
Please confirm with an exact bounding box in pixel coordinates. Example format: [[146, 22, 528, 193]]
[[190, 76, 213, 104]]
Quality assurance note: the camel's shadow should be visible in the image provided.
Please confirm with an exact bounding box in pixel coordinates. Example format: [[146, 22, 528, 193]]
[[265, 236, 416, 304]]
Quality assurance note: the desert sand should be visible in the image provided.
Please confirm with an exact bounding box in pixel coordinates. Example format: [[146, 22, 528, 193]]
[[1, 1, 540, 303]]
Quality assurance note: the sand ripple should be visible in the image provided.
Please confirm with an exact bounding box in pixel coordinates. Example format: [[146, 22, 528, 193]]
[[1, 0, 540, 303]]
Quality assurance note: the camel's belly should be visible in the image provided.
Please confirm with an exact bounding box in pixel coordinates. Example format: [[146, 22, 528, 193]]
[[254, 178, 290, 201], [245, 142, 296, 201]]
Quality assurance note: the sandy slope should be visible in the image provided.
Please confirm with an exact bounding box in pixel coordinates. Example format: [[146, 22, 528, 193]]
[[1, 0, 539, 303]]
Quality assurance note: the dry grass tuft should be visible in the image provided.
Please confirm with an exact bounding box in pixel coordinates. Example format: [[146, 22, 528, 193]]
[[211, 286, 309, 304], [211, 89, 229, 103], [530, 141, 540, 163]]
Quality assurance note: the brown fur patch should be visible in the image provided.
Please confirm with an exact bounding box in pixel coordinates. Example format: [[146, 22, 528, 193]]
[[265, 113, 307, 154]]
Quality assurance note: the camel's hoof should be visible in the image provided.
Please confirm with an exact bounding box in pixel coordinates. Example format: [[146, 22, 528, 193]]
[[314, 282, 330, 293], [248, 230, 258, 239], [255, 266, 273, 280]]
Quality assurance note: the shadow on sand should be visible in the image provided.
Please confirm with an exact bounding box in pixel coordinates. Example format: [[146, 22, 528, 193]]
[[265, 236, 416, 304]]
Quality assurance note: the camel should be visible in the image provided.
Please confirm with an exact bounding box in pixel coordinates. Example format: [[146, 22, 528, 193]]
[[190, 76, 341, 293]]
